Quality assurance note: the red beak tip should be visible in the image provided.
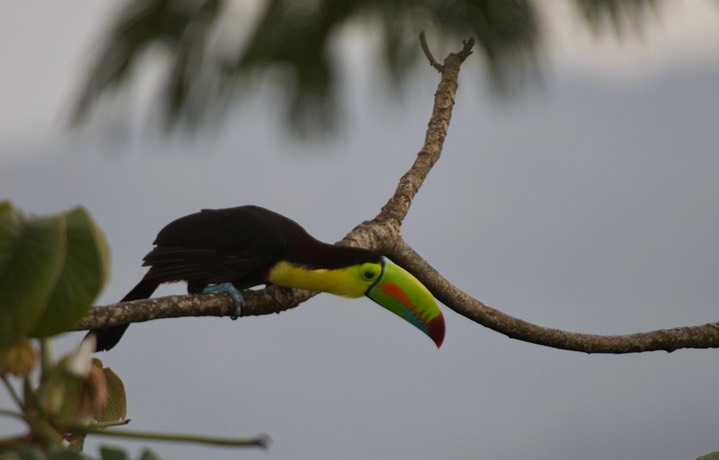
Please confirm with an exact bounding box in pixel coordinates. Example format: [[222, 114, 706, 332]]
[[429, 315, 445, 348]]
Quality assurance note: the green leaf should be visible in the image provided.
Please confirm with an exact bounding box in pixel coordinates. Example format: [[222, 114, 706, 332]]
[[46, 451, 86, 460], [0, 202, 110, 346], [0, 202, 21, 270], [23, 374, 42, 414], [138, 450, 160, 460], [697, 452, 719, 460], [31, 207, 110, 337], [0, 446, 46, 460], [100, 446, 129, 460], [0, 203, 66, 349], [95, 365, 127, 423]]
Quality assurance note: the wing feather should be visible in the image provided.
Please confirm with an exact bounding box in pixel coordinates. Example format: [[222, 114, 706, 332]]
[[139, 206, 305, 287]]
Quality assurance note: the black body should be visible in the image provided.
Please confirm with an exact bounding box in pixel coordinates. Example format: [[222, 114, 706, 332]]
[[89, 205, 381, 351]]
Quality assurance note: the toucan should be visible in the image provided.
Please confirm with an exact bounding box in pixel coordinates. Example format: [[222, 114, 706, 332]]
[[89, 205, 445, 351]]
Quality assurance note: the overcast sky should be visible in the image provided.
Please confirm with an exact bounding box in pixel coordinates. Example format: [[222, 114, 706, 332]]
[[2, 2, 719, 460]]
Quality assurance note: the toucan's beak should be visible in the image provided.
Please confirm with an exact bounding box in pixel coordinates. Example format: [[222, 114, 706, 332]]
[[366, 260, 445, 348]]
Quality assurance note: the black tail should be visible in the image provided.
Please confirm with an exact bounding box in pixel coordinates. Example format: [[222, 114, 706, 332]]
[[87, 278, 159, 352]]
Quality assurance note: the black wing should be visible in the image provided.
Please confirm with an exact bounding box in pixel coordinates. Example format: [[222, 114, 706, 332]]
[[141, 206, 308, 287]]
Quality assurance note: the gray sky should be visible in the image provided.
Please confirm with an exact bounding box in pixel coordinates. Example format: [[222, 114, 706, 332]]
[[2, 2, 719, 460]]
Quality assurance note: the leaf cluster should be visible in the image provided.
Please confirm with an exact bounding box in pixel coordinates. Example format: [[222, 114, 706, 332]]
[[71, 0, 660, 135], [0, 203, 264, 458], [0, 445, 158, 460], [0, 202, 109, 350]]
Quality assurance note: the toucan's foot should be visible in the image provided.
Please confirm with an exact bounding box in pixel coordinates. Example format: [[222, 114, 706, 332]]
[[202, 282, 244, 320]]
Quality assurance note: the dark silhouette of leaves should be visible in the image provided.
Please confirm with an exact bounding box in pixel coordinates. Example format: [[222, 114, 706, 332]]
[[72, 0, 669, 136]]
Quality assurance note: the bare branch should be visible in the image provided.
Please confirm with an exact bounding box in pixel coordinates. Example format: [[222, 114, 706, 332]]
[[419, 32, 444, 72], [74, 287, 312, 331], [77, 34, 719, 355], [387, 239, 719, 353], [377, 36, 474, 226]]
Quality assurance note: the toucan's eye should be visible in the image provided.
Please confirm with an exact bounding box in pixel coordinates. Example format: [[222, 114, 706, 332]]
[[359, 263, 380, 283]]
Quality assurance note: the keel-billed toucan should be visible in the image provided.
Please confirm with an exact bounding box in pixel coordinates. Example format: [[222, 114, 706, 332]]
[[89, 205, 445, 351]]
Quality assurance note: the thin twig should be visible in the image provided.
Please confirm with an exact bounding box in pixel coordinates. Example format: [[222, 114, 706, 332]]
[[64, 423, 270, 449], [0, 408, 26, 422], [419, 32, 443, 72], [1, 375, 24, 410]]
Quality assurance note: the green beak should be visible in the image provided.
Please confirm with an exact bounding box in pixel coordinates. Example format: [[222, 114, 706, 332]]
[[366, 260, 445, 347]]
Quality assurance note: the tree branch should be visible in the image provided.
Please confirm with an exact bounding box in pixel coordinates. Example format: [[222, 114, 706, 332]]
[[387, 239, 719, 353], [419, 31, 444, 72], [377, 34, 474, 226], [76, 34, 474, 336], [76, 34, 719, 355], [74, 287, 311, 331]]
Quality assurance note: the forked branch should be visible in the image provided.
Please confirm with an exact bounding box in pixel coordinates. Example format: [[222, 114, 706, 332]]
[[76, 34, 719, 354]]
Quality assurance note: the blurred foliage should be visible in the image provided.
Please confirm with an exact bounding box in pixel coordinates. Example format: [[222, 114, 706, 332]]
[[72, 0, 668, 135], [0, 339, 127, 457], [575, 0, 659, 36], [0, 203, 123, 456], [0, 202, 109, 349], [0, 203, 263, 457], [0, 445, 157, 460], [0, 445, 158, 460]]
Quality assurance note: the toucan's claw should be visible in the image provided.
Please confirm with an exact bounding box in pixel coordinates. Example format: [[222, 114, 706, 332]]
[[203, 282, 244, 320]]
